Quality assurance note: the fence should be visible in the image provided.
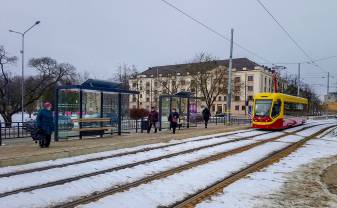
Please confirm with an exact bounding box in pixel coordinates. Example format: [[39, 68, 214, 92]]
[[0, 117, 252, 145], [0, 122, 34, 145]]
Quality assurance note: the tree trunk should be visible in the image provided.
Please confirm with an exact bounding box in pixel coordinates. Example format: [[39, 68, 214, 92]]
[[1, 113, 12, 127]]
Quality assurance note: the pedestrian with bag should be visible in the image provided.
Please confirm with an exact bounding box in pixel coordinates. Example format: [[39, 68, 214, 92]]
[[147, 106, 159, 133], [36, 102, 55, 148], [202, 106, 211, 128], [168, 108, 179, 134]]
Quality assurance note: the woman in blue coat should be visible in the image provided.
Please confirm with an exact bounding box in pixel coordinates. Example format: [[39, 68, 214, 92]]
[[36, 102, 54, 148]]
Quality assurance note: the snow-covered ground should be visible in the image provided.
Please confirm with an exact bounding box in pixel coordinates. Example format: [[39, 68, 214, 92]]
[[0, 120, 336, 208], [0, 128, 256, 175], [0, 131, 282, 208], [195, 127, 337, 208]]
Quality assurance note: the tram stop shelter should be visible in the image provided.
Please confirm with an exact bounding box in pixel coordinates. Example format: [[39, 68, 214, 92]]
[[55, 79, 139, 141], [159, 91, 201, 131]]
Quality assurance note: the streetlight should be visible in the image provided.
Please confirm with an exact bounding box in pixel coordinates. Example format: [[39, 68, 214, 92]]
[[9, 21, 40, 122]]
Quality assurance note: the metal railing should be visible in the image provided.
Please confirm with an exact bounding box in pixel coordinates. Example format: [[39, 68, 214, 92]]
[[1, 117, 252, 145], [0, 122, 34, 145]]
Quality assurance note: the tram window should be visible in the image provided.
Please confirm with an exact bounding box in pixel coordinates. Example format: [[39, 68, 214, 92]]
[[254, 99, 272, 117], [284, 102, 306, 116], [271, 100, 281, 118]]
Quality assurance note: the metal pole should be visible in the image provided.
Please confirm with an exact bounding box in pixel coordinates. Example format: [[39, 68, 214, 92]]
[[226, 28, 234, 124], [326, 72, 330, 116], [327, 72, 330, 96], [9, 21, 40, 122], [21, 34, 25, 123], [297, 63, 300, 96], [244, 72, 247, 117]]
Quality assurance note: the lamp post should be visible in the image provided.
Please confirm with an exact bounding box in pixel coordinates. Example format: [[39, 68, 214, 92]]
[[9, 21, 40, 122]]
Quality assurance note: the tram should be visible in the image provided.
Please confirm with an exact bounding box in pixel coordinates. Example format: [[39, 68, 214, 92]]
[[252, 93, 308, 130]]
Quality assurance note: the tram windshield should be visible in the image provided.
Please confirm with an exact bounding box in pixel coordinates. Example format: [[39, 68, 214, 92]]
[[254, 99, 272, 116]]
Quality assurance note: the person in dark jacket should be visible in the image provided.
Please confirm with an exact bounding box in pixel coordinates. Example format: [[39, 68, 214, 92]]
[[202, 107, 211, 128], [36, 102, 54, 148], [168, 108, 179, 134], [147, 106, 159, 133]]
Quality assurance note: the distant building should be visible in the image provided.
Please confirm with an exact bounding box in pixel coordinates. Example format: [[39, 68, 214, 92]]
[[324, 92, 337, 113], [325, 92, 337, 103], [129, 58, 274, 116]]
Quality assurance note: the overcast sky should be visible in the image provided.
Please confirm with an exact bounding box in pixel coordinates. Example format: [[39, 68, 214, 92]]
[[1, 0, 337, 98]]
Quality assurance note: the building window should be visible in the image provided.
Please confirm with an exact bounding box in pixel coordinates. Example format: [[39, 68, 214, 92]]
[[218, 96, 222, 101], [248, 95, 253, 101], [172, 81, 176, 86], [265, 77, 267, 85], [234, 77, 241, 83], [242, 106, 246, 111], [132, 82, 137, 88], [139, 86, 143, 90], [139, 102, 142, 106], [235, 105, 239, 111], [146, 82, 150, 87], [132, 97, 137, 102], [140, 94, 143, 98], [146, 98, 150, 102], [217, 104, 223, 114], [234, 86, 241, 92], [180, 80, 186, 85], [248, 86, 253, 91], [154, 90, 158, 95], [248, 75, 254, 81], [234, 96, 240, 101], [154, 98, 158, 103], [154, 81, 158, 87], [212, 104, 216, 112], [146, 90, 150, 95]]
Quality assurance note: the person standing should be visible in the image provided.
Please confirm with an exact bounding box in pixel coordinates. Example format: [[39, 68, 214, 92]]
[[202, 107, 211, 128], [168, 108, 179, 134], [147, 106, 159, 133], [36, 102, 54, 148]]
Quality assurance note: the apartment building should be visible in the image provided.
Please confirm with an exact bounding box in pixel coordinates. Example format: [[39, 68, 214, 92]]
[[129, 58, 274, 116]]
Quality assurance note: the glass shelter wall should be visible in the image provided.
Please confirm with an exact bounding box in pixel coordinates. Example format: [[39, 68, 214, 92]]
[[57, 89, 80, 139], [159, 95, 200, 130]]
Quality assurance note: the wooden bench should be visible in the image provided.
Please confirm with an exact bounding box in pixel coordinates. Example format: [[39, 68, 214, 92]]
[[72, 118, 113, 138]]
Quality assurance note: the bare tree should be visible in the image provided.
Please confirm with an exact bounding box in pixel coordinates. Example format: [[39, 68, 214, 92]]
[[0, 45, 77, 125], [188, 52, 228, 109], [112, 64, 138, 89]]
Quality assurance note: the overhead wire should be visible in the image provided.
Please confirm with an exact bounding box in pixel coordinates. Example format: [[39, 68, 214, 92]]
[[255, 0, 333, 75], [159, 0, 271, 63]]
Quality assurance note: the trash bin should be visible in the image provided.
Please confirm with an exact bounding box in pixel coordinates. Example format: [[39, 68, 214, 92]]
[[141, 119, 148, 131]]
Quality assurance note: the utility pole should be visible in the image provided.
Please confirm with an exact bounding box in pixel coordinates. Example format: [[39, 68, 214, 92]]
[[327, 72, 330, 96], [226, 28, 234, 124], [297, 63, 300, 96], [326, 72, 330, 116]]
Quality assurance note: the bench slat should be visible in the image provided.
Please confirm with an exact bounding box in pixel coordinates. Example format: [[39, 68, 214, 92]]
[[72, 118, 111, 123], [73, 127, 112, 131]]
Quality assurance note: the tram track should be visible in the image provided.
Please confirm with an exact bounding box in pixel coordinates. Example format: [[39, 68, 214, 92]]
[[0, 129, 257, 178], [0, 130, 274, 198], [170, 125, 336, 208], [50, 124, 322, 208]]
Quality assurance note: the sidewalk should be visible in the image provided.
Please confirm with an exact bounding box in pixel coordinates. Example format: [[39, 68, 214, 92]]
[[0, 124, 250, 167]]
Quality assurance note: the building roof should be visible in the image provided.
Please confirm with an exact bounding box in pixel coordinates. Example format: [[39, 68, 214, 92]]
[[139, 58, 270, 77]]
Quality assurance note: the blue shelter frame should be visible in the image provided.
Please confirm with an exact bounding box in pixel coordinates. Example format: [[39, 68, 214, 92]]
[[159, 92, 201, 131], [55, 79, 139, 141]]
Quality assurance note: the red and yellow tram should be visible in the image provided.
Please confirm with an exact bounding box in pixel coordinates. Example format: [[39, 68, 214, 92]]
[[252, 93, 308, 130]]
